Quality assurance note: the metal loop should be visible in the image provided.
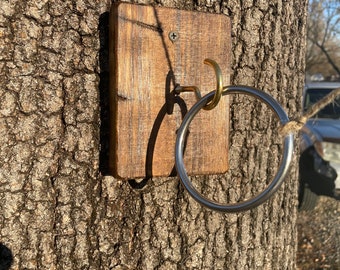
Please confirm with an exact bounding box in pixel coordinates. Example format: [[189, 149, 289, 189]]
[[175, 85, 294, 212]]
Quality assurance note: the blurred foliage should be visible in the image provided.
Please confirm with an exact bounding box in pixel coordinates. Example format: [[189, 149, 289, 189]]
[[306, 0, 340, 81]]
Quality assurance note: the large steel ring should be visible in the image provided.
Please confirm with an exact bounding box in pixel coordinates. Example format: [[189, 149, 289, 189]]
[[175, 85, 294, 212]]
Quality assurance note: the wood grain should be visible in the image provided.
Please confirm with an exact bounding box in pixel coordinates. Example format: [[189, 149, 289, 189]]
[[109, 3, 231, 179]]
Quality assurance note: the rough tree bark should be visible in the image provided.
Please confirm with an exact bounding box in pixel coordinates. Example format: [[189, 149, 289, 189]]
[[0, 0, 307, 269]]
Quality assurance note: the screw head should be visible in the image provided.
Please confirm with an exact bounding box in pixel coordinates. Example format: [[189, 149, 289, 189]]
[[169, 31, 179, 42]]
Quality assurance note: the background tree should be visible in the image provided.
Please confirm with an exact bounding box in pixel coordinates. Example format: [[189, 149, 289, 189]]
[[0, 0, 306, 269], [306, 0, 340, 80]]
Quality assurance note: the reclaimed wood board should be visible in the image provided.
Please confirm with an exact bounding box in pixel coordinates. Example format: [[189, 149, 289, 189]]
[[109, 3, 231, 179]]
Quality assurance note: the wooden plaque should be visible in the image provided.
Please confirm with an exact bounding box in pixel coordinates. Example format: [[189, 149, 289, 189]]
[[109, 3, 231, 179]]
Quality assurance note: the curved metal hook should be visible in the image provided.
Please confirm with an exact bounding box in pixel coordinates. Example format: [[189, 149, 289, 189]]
[[174, 58, 223, 110], [202, 59, 223, 110]]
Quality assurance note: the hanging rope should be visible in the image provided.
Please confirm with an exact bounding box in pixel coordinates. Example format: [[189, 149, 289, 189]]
[[279, 87, 340, 136]]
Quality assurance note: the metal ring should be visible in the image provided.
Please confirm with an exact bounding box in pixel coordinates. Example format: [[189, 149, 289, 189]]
[[175, 85, 294, 212]]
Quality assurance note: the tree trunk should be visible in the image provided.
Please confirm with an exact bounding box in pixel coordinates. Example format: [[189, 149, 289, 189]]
[[0, 0, 307, 269]]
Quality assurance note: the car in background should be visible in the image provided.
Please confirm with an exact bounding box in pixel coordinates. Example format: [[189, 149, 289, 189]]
[[299, 82, 340, 211]]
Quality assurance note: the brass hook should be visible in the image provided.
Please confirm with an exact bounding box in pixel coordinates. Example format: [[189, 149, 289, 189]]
[[174, 85, 202, 102], [174, 58, 224, 110], [202, 59, 223, 110]]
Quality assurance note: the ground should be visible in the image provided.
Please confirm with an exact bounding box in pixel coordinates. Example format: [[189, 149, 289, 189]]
[[297, 196, 340, 269]]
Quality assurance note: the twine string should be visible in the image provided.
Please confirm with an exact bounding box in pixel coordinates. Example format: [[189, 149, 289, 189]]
[[279, 87, 340, 136]]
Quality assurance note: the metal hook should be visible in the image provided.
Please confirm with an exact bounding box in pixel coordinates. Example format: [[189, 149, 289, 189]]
[[174, 85, 202, 101], [202, 59, 223, 110], [174, 58, 224, 110]]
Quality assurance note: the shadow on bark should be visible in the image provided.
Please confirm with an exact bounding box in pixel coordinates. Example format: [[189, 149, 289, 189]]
[[98, 12, 111, 176], [0, 243, 13, 270]]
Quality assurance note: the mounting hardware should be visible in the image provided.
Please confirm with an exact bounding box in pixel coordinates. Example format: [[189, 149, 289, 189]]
[[110, 3, 299, 213], [168, 31, 179, 42]]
